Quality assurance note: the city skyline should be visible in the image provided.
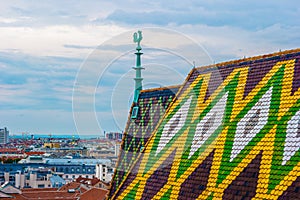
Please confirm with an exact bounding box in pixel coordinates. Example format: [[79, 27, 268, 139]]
[[0, 1, 299, 136]]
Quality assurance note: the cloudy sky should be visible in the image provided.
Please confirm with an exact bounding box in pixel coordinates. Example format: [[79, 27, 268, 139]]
[[0, 0, 299, 137]]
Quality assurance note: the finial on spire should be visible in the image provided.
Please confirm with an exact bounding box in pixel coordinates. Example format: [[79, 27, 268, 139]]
[[132, 30, 144, 104], [133, 30, 143, 51]]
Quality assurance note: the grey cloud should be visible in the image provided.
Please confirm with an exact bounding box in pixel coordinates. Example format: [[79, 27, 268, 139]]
[[105, 1, 299, 30]]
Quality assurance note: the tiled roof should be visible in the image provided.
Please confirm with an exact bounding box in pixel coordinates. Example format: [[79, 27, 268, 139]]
[[110, 48, 300, 199], [58, 182, 81, 191], [21, 188, 57, 192], [25, 151, 45, 155], [0, 182, 21, 194], [80, 188, 108, 200], [44, 158, 110, 165], [9, 187, 80, 200], [0, 190, 12, 198], [0, 181, 104, 200], [75, 177, 100, 186], [9, 194, 27, 200], [17, 191, 78, 199], [108, 85, 180, 198], [0, 148, 23, 153]]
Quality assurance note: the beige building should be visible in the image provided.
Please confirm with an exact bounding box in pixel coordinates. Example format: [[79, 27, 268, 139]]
[[43, 142, 60, 148]]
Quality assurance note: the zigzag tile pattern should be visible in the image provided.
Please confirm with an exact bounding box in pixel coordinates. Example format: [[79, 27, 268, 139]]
[[108, 86, 179, 197], [110, 49, 300, 199]]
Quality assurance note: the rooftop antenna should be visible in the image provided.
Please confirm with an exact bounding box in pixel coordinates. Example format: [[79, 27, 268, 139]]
[[193, 61, 196, 68], [132, 30, 144, 103]]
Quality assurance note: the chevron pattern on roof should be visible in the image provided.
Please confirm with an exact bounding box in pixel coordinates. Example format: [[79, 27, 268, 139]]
[[109, 49, 300, 200]]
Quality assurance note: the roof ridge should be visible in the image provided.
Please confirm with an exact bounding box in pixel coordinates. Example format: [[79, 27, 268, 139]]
[[196, 48, 300, 70], [140, 84, 181, 93]]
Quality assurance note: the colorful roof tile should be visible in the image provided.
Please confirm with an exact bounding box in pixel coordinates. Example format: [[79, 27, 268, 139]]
[[110, 48, 300, 199], [108, 85, 180, 198]]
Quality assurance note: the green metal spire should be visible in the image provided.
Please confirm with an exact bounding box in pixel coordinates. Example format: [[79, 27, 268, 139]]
[[133, 30, 144, 103]]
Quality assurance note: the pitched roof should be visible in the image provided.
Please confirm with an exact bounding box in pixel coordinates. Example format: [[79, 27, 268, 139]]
[[58, 182, 81, 191], [75, 177, 100, 186], [9, 194, 27, 200], [0, 190, 12, 198], [0, 182, 21, 194], [108, 85, 180, 197], [25, 151, 45, 156], [50, 174, 66, 185], [0, 148, 23, 153], [80, 188, 108, 200], [21, 188, 57, 192], [109, 48, 300, 199], [17, 191, 78, 200], [0, 182, 104, 200], [6, 188, 79, 200]]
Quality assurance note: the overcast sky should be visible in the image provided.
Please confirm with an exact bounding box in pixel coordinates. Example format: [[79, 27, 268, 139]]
[[0, 0, 299, 137]]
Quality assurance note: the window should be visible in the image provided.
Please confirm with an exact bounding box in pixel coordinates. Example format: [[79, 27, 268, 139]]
[[131, 106, 139, 119]]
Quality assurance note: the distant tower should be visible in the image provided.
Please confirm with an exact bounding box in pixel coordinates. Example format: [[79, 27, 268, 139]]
[[0, 127, 9, 144], [132, 30, 144, 103]]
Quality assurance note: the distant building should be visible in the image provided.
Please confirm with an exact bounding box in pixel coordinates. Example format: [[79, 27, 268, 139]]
[[95, 164, 114, 183], [1, 157, 112, 188], [2, 167, 56, 189], [75, 176, 108, 189], [114, 142, 121, 157], [50, 174, 66, 188], [89, 149, 115, 159], [24, 167, 53, 188], [105, 132, 123, 140], [43, 142, 60, 148], [46, 158, 111, 182], [43, 147, 88, 156], [0, 179, 108, 200], [0, 127, 9, 144], [0, 148, 25, 159]]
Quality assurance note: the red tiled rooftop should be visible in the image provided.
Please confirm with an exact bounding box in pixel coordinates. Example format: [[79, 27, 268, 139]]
[[22, 191, 78, 199], [58, 182, 81, 191], [75, 177, 101, 186], [11, 190, 78, 200], [0, 148, 23, 153], [22, 188, 57, 192], [80, 188, 108, 200], [25, 151, 45, 155]]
